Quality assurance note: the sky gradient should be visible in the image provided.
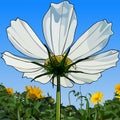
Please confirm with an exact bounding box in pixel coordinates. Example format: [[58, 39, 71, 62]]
[[0, 0, 120, 108]]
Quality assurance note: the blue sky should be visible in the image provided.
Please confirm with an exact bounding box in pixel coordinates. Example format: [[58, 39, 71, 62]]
[[0, 0, 120, 108]]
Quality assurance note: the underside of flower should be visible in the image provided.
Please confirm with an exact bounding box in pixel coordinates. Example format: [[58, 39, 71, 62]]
[[45, 54, 73, 76]]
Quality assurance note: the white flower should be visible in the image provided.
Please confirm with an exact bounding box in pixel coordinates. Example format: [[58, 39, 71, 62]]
[[2, 1, 119, 87]]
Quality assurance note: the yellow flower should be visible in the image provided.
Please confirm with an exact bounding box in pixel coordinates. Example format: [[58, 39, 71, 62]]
[[26, 85, 45, 99], [90, 92, 104, 104], [116, 95, 120, 100], [115, 84, 120, 95], [5, 88, 14, 95]]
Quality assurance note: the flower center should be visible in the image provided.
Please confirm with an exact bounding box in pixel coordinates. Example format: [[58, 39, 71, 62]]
[[44, 54, 73, 76]]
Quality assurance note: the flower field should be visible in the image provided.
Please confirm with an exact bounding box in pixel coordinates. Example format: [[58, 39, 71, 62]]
[[0, 84, 120, 120]]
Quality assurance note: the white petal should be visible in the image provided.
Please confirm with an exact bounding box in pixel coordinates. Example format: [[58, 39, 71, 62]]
[[2, 52, 44, 72], [34, 75, 51, 84], [7, 19, 48, 59], [51, 76, 73, 87], [68, 72, 101, 84], [69, 20, 113, 61], [24, 68, 52, 84], [43, 1, 77, 55], [75, 50, 119, 74]]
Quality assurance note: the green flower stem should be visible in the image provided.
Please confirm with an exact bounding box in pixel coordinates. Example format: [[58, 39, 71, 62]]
[[94, 104, 99, 120], [17, 107, 21, 120], [56, 75, 61, 120], [68, 92, 71, 105]]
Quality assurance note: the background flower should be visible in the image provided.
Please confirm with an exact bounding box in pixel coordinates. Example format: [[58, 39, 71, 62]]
[[115, 84, 120, 95], [26, 85, 44, 99], [5, 88, 14, 95], [90, 92, 104, 104]]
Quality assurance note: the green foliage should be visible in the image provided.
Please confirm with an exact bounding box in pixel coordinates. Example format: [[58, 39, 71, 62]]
[[0, 84, 81, 120], [69, 89, 120, 120], [0, 84, 120, 120]]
